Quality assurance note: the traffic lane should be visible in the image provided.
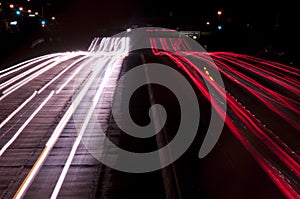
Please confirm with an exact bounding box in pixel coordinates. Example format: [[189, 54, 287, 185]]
[[140, 50, 287, 198], [91, 52, 168, 199], [0, 54, 86, 122], [24, 62, 108, 198], [206, 53, 300, 154], [17, 54, 126, 198], [0, 91, 70, 198], [0, 53, 67, 84], [0, 55, 98, 198]]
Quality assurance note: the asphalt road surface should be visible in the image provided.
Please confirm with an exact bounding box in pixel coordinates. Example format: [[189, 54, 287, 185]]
[[0, 28, 299, 199]]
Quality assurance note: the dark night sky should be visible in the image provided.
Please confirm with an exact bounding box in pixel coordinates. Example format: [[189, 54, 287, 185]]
[[10, 0, 298, 38], [48, 0, 297, 28]]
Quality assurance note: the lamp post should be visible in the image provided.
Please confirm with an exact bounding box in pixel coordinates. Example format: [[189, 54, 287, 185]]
[[217, 10, 222, 21], [217, 10, 223, 31]]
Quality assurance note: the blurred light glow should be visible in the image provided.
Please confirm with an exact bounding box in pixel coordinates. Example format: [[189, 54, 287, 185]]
[[217, 10, 222, 15], [10, 4, 14, 8], [10, 21, 18, 25]]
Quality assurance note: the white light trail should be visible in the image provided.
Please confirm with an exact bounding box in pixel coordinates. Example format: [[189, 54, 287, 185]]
[[0, 53, 63, 79], [13, 146, 51, 199], [55, 55, 102, 94], [0, 91, 37, 129], [50, 55, 125, 199], [0, 57, 60, 90], [0, 53, 84, 101], [13, 56, 107, 199], [88, 37, 100, 52], [0, 91, 54, 157], [38, 55, 88, 94], [13, 37, 130, 199]]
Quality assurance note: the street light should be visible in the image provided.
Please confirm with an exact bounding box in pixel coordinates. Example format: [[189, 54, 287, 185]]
[[10, 4, 14, 9], [217, 10, 222, 23]]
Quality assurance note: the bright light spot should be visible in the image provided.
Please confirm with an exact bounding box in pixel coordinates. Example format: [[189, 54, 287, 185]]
[[35, 12, 38, 15], [41, 20, 46, 25], [192, 35, 197, 40], [42, 24, 45, 28], [28, 9, 32, 13], [16, 10, 21, 15], [19, 7, 23, 11], [218, 25, 222, 30], [51, 16, 56, 20], [206, 21, 210, 25], [10, 21, 18, 25], [10, 4, 14, 8], [217, 10, 222, 15], [29, 14, 35, 17], [126, 28, 131, 32]]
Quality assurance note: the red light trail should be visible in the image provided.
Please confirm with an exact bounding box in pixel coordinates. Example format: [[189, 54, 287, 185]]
[[150, 38, 300, 198]]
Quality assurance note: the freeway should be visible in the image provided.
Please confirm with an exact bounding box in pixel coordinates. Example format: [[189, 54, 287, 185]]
[[0, 28, 299, 199]]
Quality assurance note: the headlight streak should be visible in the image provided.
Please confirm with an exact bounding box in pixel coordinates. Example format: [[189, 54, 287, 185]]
[[0, 56, 62, 90], [55, 54, 107, 94], [0, 52, 84, 101], [13, 37, 130, 199], [0, 91, 54, 157], [50, 54, 126, 199], [2, 32, 298, 198], [0, 53, 64, 78], [12, 61, 103, 199], [0, 52, 88, 90], [38, 55, 89, 94], [0, 91, 37, 129], [150, 38, 300, 198], [88, 37, 100, 52]]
